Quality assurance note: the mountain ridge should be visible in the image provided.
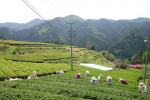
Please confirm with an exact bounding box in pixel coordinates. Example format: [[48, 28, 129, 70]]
[[0, 15, 150, 58]]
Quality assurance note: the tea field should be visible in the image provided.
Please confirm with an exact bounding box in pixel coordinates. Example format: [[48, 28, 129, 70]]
[[0, 67, 150, 100], [0, 39, 150, 99]]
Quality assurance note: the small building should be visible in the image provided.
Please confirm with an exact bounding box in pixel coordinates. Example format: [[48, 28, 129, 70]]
[[130, 64, 142, 69]]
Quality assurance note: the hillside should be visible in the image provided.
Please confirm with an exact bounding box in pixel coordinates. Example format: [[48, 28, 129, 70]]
[[0, 39, 113, 78], [0, 40, 150, 99], [0, 15, 150, 58], [0, 18, 43, 30]]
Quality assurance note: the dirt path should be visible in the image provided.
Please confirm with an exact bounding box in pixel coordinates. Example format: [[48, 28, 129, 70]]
[[108, 61, 115, 66], [65, 47, 89, 56]]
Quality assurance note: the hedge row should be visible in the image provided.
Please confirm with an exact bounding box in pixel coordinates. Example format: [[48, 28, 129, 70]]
[[4, 53, 78, 62], [0, 59, 82, 79], [1, 75, 150, 99], [73, 48, 87, 52]]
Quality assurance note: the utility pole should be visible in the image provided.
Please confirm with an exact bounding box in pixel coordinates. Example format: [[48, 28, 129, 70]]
[[53, 46, 55, 63], [3, 38, 5, 56], [67, 22, 75, 71], [17, 30, 18, 41], [144, 38, 150, 83], [119, 49, 122, 71], [29, 41, 30, 54]]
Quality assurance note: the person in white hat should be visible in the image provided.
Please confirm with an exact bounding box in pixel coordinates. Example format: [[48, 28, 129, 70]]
[[56, 71, 60, 74], [106, 76, 112, 85], [98, 74, 103, 83], [138, 83, 147, 94], [85, 71, 90, 77], [59, 70, 64, 76], [27, 71, 37, 79], [91, 76, 97, 84], [119, 78, 128, 85], [75, 73, 81, 78]]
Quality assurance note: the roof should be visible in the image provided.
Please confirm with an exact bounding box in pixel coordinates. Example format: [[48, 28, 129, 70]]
[[130, 64, 142, 68]]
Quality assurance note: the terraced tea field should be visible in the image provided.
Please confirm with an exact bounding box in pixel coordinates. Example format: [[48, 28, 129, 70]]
[[0, 39, 149, 99], [0, 72, 150, 100]]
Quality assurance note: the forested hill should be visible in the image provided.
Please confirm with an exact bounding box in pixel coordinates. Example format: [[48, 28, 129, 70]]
[[0, 18, 43, 30], [0, 15, 150, 58]]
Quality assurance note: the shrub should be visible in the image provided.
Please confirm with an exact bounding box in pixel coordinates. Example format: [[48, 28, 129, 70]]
[[12, 51, 16, 55], [19, 51, 22, 55], [120, 63, 126, 69], [15, 47, 22, 52], [22, 52, 25, 55]]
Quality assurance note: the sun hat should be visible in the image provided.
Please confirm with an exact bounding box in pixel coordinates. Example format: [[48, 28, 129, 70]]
[[139, 83, 145, 88], [119, 78, 122, 81], [106, 76, 111, 79], [86, 71, 89, 73], [79, 73, 81, 75], [100, 74, 103, 77], [60, 70, 64, 73], [33, 71, 37, 76], [92, 76, 97, 80]]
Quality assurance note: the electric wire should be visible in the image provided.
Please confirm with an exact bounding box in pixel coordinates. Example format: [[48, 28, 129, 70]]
[[43, 0, 60, 16], [55, 0, 72, 22], [46, 0, 64, 17], [22, 0, 70, 42], [42, 0, 70, 25]]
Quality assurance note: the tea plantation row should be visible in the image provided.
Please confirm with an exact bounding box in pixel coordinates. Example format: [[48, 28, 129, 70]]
[[0, 75, 150, 99], [0, 59, 81, 79]]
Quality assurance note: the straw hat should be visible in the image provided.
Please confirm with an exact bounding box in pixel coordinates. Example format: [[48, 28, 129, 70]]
[[139, 83, 145, 88], [79, 73, 81, 75], [106, 76, 111, 79], [86, 71, 89, 73], [60, 70, 64, 73], [92, 76, 97, 80], [119, 78, 122, 81], [100, 74, 103, 77]]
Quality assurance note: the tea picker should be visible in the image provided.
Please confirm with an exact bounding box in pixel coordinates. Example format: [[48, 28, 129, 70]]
[[106, 76, 112, 85], [91, 76, 97, 84], [56, 71, 60, 74], [85, 71, 90, 77], [138, 83, 147, 94], [119, 78, 128, 85], [75, 73, 81, 78], [27, 71, 37, 79], [59, 70, 64, 76], [98, 74, 103, 83]]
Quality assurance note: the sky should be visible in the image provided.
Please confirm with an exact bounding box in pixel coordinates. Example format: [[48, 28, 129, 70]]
[[0, 0, 150, 23]]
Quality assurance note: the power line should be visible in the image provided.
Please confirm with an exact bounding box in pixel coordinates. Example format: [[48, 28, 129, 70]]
[[43, 0, 60, 16], [55, 0, 72, 22], [43, 0, 70, 25], [55, 0, 68, 17], [46, 0, 64, 17], [22, 0, 70, 42]]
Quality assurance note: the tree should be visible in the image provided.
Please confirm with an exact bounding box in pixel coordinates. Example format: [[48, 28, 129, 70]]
[[91, 45, 95, 50], [125, 59, 130, 64], [0, 35, 5, 39], [131, 53, 141, 64], [86, 41, 90, 50]]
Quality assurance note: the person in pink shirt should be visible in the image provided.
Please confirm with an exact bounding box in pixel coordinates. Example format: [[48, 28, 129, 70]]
[[75, 73, 81, 78], [119, 78, 128, 85]]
